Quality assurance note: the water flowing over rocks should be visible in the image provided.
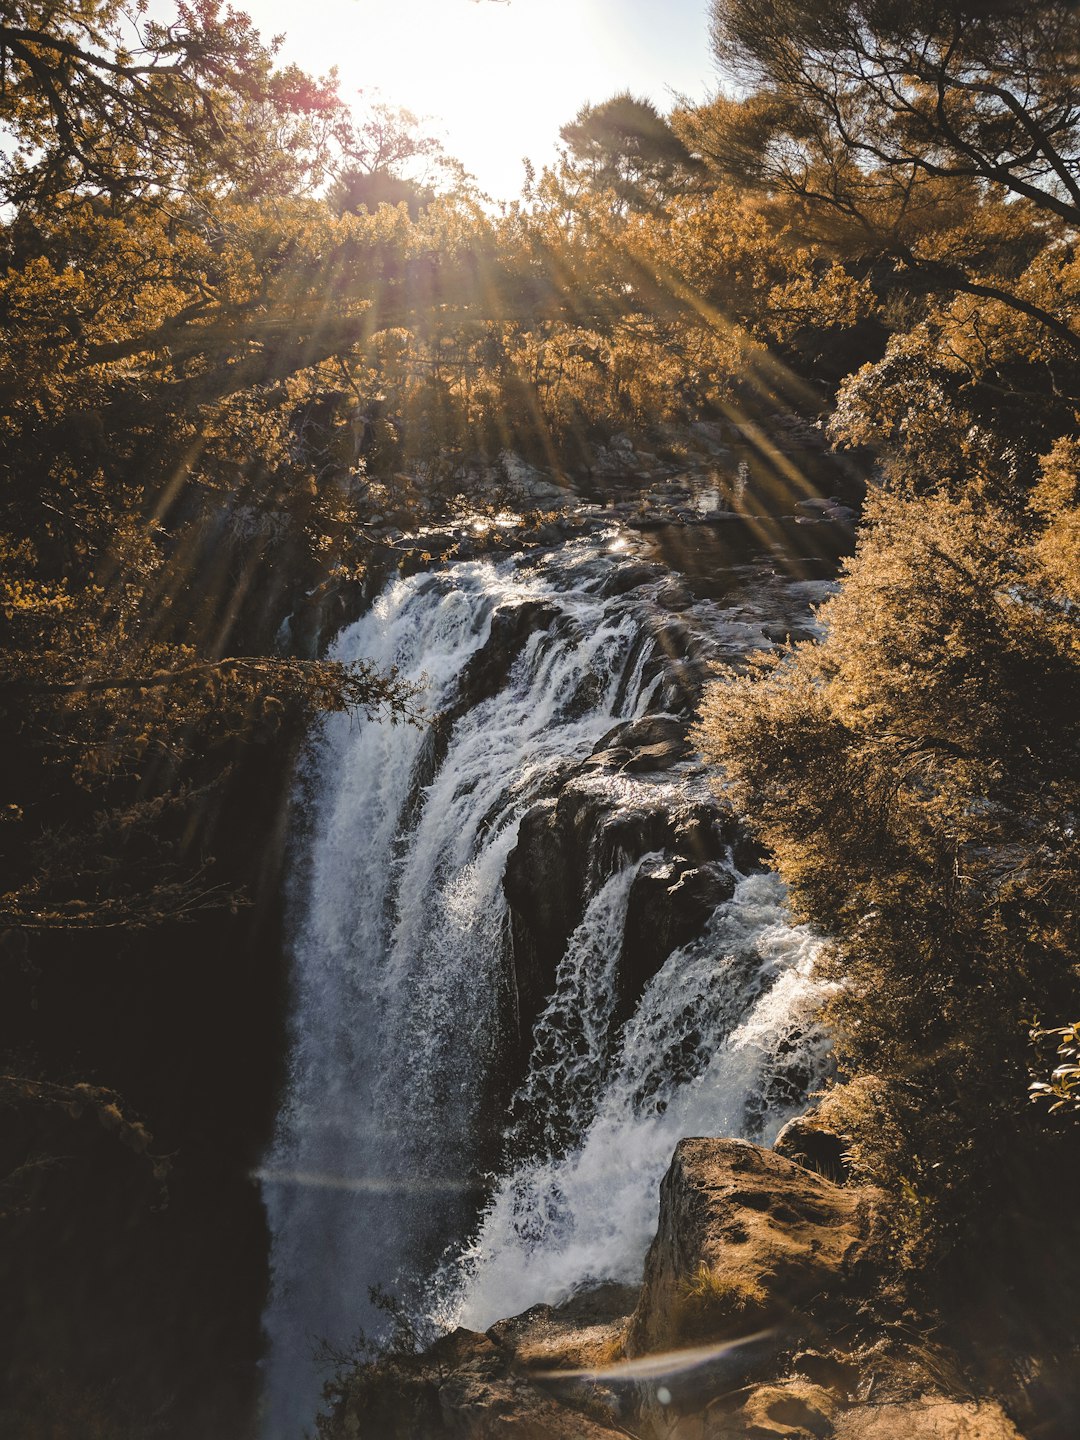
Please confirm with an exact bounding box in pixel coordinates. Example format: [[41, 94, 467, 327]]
[[320, 1137, 1025, 1440], [258, 414, 873, 1436], [259, 519, 843, 1434]]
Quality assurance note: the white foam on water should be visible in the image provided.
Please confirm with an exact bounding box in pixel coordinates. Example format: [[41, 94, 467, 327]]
[[435, 872, 831, 1332], [259, 540, 834, 1437]]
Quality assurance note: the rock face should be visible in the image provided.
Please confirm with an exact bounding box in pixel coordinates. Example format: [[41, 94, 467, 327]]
[[832, 1398, 1025, 1440], [502, 747, 754, 1069], [488, 1281, 639, 1373], [773, 1109, 851, 1183], [681, 1387, 1024, 1440], [319, 1138, 1031, 1440], [627, 1137, 880, 1357], [321, 1290, 639, 1440]]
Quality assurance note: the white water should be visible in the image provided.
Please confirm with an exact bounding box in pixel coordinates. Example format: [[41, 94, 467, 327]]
[[260, 545, 661, 1435], [259, 539, 833, 1437], [436, 872, 831, 1331]]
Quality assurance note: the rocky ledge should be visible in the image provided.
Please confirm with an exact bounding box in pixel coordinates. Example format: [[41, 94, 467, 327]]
[[317, 1135, 1026, 1439]]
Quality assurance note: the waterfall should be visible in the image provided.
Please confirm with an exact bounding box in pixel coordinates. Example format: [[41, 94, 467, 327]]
[[436, 872, 831, 1332], [259, 535, 833, 1436]]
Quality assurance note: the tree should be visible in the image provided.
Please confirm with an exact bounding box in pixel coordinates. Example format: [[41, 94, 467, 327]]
[[696, 0, 1080, 352], [559, 92, 703, 212], [696, 486, 1080, 1264], [0, 0, 346, 208], [708, 0, 1080, 223]]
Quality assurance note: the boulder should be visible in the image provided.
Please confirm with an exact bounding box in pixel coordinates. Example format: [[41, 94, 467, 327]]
[[488, 1281, 639, 1373], [498, 449, 577, 507], [588, 714, 694, 773], [615, 858, 736, 1025], [598, 561, 667, 597], [704, 1380, 840, 1439], [627, 1138, 880, 1358], [832, 1397, 1024, 1440], [323, 1326, 628, 1439]]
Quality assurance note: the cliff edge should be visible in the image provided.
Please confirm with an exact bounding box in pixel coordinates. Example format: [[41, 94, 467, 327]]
[[317, 1136, 1027, 1439]]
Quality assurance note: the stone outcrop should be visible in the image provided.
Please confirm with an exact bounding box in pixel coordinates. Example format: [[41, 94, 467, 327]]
[[773, 1109, 851, 1183], [626, 1137, 880, 1358], [832, 1397, 1024, 1440], [503, 773, 751, 1063], [321, 1290, 639, 1440], [320, 1138, 1031, 1440], [488, 1281, 639, 1373]]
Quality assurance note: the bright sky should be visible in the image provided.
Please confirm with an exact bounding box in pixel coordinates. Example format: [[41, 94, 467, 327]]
[[235, 0, 720, 201]]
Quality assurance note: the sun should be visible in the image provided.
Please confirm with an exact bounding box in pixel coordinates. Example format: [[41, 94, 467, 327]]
[[226, 0, 697, 201], [345, 0, 616, 198]]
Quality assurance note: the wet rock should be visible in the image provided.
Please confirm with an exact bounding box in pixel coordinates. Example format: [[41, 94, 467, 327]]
[[615, 858, 736, 1026], [627, 1138, 881, 1358], [287, 574, 369, 657], [690, 419, 729, 440], [488, 1281, 639, 1372], [656, 579, 694, 609], [503, 774, 748, 1068], [401, 601, 562, 829], [457, 602, 561, 712], [588, 714, 693, 773], [321, 1325, 627, 1439], [504, 797, 582, 1043], [795, 498, 856, 525], [598, 562, 667, 597]]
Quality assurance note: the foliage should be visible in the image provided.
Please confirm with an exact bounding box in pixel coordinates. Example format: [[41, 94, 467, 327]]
[[559, 91, 703, 213], [1029, 1023, 1080, 1113], [697, 487, 1080, 1266], [2, 0, 1078, 1413], [707, 0, 1080, 224], [0, 0, 346, 207], [695, 0, 1080, 356], [689, 2, 1080, 1282]]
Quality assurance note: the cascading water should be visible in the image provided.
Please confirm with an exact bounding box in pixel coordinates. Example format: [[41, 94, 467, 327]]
[[259, 531, 835, 1437], [436, 871, 831, 1332]]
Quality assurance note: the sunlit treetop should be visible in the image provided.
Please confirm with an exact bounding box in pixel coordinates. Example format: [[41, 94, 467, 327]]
[[707, 0, 1080, 226], [0, 0, 346, 208]]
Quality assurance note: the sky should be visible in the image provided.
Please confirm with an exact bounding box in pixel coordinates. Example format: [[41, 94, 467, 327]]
[[229, 0, 720, 201]]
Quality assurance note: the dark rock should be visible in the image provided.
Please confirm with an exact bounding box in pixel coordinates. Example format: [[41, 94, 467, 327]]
[[400, 600, 562, 837], [588, 714, 693, 773], [792, 1350, 862, 1397], [321, 1325, 627, 1438], [504, 778, 745, 1073], [774, 1111, 851, 1184], [615, 859, 737, 1026], [655, 579, 694, 609], [599, 562, 666, 597], [625, 513, 670, 531], [504, 797, 580, 1045], [458, 601, 561, 712], [287, 574, 369, 657]]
